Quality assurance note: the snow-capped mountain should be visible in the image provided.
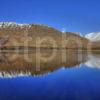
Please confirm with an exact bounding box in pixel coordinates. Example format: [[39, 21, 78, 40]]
[[85, 32, 100, 42]]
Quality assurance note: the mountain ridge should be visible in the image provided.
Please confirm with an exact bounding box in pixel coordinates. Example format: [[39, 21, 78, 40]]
[[0, 22, 89, 49]]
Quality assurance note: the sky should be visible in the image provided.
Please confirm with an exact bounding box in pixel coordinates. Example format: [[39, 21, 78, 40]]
[[0, 0, 100, 35]]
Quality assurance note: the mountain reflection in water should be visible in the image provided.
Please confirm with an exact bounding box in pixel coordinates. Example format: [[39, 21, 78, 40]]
[[0, 49, 100, 100], [0, 49, 96, 78]]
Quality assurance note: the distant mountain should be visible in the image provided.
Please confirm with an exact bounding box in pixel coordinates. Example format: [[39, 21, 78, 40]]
[[85, 32, 100, 49], [85, 32, 100, 42], [0, 22, 89, 49]]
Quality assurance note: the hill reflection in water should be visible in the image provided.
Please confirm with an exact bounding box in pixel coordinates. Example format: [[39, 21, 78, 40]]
[[0, 49, 88, 78], [0, 49, 100, 100]]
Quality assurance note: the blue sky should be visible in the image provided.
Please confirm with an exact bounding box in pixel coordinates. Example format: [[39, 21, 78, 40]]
[[0, 0, 100, 35]]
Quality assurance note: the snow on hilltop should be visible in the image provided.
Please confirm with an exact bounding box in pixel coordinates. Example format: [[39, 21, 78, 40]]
[[0, 22, 81, 37], [85, 32, 100, 42], [0, 22, 52, 29], [0, 22, 29, 26], [0, 22, 81, 36], [0, 22, 31, 28]]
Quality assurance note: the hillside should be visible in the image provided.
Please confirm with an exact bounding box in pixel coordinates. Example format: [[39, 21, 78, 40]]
[[0, 22, 89, 49]]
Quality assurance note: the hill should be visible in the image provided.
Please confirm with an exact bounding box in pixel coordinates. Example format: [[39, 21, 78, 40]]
[[0, 22, 89, 49]]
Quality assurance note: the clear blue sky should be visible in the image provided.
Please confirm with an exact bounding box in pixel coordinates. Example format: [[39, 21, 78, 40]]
[[0, 0, 100, 35]]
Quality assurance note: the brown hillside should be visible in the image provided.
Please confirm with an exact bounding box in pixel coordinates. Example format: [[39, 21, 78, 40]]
[[0, 23, 89, 49]]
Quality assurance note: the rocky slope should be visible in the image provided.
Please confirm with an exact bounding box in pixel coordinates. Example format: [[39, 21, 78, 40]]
[[0, 22, 89, 49]]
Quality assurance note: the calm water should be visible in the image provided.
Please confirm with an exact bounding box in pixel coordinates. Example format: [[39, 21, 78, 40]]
[[0, 50, 100, 100]]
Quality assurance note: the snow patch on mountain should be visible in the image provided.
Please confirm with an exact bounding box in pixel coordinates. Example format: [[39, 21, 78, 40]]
[[85, 32, 100, 42], [0, 22, 31, 29]]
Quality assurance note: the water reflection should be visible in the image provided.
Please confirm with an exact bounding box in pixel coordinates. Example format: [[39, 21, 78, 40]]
[[0, 49, 89, 78], [85, 54, 100, 68], [0, 50, 100, 100]]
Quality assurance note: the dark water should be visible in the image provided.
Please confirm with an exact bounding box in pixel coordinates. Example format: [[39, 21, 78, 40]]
[[0, 50, 100, 100]]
